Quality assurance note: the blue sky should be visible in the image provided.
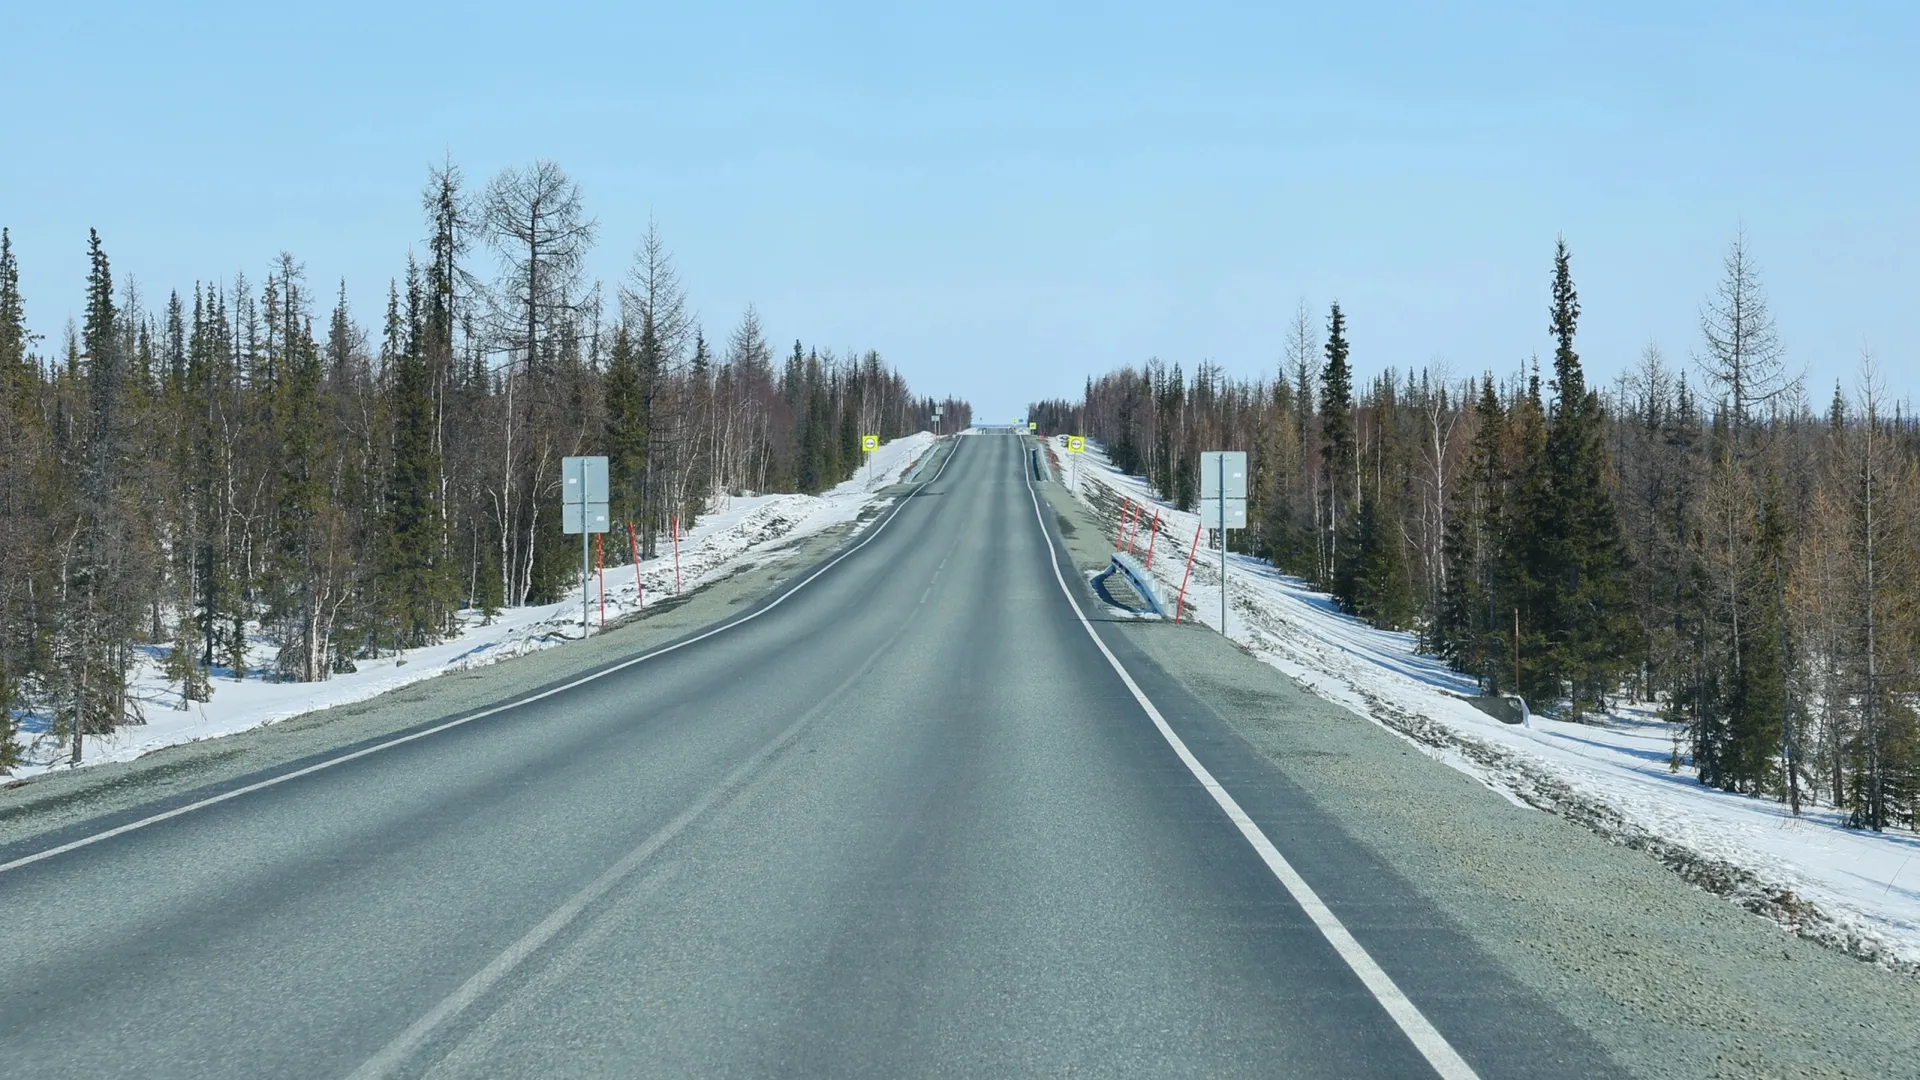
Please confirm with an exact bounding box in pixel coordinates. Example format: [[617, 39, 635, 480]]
[[3, 1, 1914, 419]]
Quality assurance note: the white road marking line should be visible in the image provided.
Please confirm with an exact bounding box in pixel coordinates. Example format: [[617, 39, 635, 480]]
[[345, 606, 924, 1080], [0, 439, 962, 878], [1020, 446, 1481, 1080]]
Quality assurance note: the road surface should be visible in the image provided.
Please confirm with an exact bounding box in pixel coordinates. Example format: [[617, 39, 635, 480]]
[[0, 433, 1616, 1078]]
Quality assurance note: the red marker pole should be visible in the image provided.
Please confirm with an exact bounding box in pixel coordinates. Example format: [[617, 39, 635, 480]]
[[672, 514, 683, 595], [595, 534, 606, 629], [1175, 521, 1203, 623], [1118, 498, 1136, 552], [629, 521, 644, 609], [1144, 511, 1161, 569]]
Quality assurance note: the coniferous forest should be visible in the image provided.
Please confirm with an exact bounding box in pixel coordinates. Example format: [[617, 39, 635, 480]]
[[0, 160, 970, 770], [1033, 237, 1920, 832]]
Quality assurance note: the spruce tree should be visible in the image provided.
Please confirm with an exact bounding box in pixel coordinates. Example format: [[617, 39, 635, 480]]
[[1351, 488, 1416, 628], [1722, 476, 1791, 791], [0, 229, 27, 389], [685, 329, 714, 521], [71, 229, 129, 754], [1319, 302, 1355, 591], [1541, 238, 1637, 715], [1502, 362, 1556, 702], [381, 261, 448, 651], [1437, 375, 1506, 684], [605, 322, 645, 526]]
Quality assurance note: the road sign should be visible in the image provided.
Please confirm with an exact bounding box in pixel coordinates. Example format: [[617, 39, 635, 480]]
[[861, 434, 879, 452], [1067, 436, 1085, 453], [1028, 422, 1038, 432], [1195, 498, 1248, 530], [562, 456, 610, 636], [1200, 451, 1247, 500], [562, 502, 611, 534], [562, 455, 608, 515], [1200, 450, 1246, 638]]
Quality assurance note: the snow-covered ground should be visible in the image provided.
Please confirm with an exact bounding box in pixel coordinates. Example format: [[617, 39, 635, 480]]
[[1058, 438, 1920, 973], [6, 432, 940, 782]]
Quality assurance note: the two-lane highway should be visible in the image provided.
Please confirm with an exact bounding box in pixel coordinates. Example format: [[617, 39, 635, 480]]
[[0, 433, 1616, 1078]]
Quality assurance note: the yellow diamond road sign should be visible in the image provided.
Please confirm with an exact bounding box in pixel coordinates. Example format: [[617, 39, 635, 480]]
[[1067, 436, 1085, 453], [861, 434, 880, 452]]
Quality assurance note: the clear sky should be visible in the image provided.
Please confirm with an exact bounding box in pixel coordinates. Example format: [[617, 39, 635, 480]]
[[4, 1, 1915, 420]]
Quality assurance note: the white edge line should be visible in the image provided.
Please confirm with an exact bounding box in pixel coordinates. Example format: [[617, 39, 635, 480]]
[[1020, 437, 1480, 1080], [0, 437, 961, 878]]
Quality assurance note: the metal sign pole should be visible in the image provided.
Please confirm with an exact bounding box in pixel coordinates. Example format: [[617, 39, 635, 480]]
[[562, 455, 610, 639], [581, 507, 591, 636], [1219, 453, 1228, 637]]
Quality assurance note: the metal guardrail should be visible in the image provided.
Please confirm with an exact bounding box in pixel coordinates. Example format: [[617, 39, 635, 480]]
[[1106, 551, 1168, 617]]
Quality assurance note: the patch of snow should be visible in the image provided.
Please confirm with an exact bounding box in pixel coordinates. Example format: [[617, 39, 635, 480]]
[[6, 433, 939, 783], [1064, 442, 1920, 974]]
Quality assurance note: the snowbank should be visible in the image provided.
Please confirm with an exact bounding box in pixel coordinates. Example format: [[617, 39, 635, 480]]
[[1062, 441, 1920, 973], [6, 432, 939, 782]]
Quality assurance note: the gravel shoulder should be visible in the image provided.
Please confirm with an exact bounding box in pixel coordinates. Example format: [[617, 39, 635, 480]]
[[1037, 465, 1920, 1080], [0, 463, 949, 853]]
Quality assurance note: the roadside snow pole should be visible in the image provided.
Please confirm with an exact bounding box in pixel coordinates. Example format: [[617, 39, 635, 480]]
[[1175, 521, 1203, 623], [1144, 511, 1161, 569], [672, 514, 683, 595], [629, 521, 644, 609], [1116, 498, 1131, 551], [596, 534, 606, 629]]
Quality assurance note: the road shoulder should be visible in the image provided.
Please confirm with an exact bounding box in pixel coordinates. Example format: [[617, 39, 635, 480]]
[[0, 493, 917, 853], [1032, 459, 1920, 1080]]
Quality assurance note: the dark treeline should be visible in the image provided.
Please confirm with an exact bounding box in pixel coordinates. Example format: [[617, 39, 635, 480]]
[[0, 160, 968, 769], [1036, 237, 1920, 831]]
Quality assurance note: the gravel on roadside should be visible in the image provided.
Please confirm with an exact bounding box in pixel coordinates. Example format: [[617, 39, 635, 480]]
[[1035, 466, 1920, 1080]]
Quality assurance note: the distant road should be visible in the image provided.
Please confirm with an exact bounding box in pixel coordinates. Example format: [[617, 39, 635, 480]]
[[0, 433, 1615, 1079]]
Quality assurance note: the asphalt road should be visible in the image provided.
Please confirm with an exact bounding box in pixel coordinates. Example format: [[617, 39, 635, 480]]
[[0, 432, 1620, 1079]]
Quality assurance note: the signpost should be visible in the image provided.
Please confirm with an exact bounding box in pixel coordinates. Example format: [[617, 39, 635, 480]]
[[861, 433, 879, 486], [1199, 450, 1247, 636], [1066, 435, 1085, 493], [561, 456, 610, 636]]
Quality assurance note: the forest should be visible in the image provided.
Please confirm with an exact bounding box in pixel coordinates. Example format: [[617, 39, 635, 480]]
[[1033, 238, 1920, 832], [0, 159, 969, 769]]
